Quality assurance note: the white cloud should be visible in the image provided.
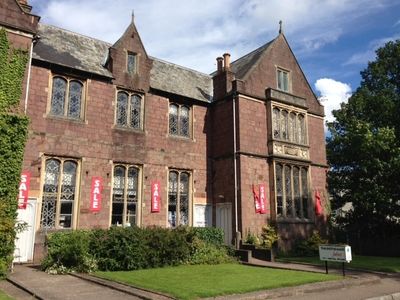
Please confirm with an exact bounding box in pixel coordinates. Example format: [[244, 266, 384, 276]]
[[29, 0, 395, 73], [344, 35, 400, 66], [314, 78, 352, 128]]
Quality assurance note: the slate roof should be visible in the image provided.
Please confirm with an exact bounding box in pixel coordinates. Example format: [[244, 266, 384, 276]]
[[230, 39, 275, 80], [33, 23, 212, 103], [33, 24, 113, 78], [150, 58, 212, 103]]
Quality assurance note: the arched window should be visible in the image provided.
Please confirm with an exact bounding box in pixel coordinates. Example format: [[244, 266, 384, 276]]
[[289, 112, 297, 142], [50, 77, 67, 116], [41, 158, 78, 229], [168, 170, 191, 227], [298, 114, 306, 144], [275, 163, 310, 219], [169, 103, 191, 138], [115, 91, 143, 129], [112, 164, 140, 226], [281, 110, 288, 140], [50, 76, 84, 119], [169, 104, 178, 135], [273, 108, 280, 139]]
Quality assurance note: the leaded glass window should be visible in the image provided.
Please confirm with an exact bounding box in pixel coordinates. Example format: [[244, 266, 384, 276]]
[[40, 158, 78, 229], [168, 170, 191, 227], [169, 103, 191, 138], [115, 91, 143, 129], [50, 76, 84, 119], [127, 52, 137, 74], [271, 106, 307, 145], [275, 163, 309, 219], [112, 164, 140, 226]]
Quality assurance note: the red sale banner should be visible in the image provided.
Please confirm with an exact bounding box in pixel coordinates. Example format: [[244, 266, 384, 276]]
[[252, 184, 261, 213], [151, 181, 161, 213], [18, 171, 31, 209], [90, 177, 102, 212], [259, 184, 267, 214]]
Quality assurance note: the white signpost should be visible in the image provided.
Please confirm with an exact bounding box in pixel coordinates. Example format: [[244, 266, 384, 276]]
[[319, 244, 352, 276]]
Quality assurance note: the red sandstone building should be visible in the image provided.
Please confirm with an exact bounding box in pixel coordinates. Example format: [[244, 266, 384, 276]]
[[2, 0, 328, 262]]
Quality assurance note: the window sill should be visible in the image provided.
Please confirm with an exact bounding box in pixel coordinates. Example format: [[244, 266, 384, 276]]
[[168, 134, 193, 142], [276, 218, 313, 224], [46, 114, 85, 124], [271, 138, 309, 148], [113, 126, 144, 134]]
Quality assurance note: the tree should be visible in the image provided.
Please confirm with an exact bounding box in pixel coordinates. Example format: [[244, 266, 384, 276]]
[[327, 40, 400, 250], [0, 29, 29, 277]]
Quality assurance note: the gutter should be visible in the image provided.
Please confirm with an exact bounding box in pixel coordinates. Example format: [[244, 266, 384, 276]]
[[233, 93, 239, 243]]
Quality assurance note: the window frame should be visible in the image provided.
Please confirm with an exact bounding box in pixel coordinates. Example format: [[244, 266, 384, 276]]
[[111, 163, 142, 227], [114, 90, 144, 131], [126, 51, 137, 74], [167, 169, 192, 228], [276, 67, 291, 93], [274, 161, 310, 220], [48, 75, 86, 120], [39, 156, 81, 230], [169, 102, 192, 138], [271, 104, 308, 145]]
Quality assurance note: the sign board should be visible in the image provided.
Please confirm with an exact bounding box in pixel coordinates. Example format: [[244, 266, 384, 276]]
[[18, 172, 31, 209], [90, 177, 103, 212], [319, 244, 352, 263], [151, 181, 161, 212], [259, 184, 267, 214]]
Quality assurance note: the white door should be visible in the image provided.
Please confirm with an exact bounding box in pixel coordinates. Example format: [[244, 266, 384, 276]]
[[14, 199, 37, 263], [216, 203, 232, 245]]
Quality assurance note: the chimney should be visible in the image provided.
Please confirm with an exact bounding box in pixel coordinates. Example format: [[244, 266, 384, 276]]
[[223, 53, 231, 70], [216, 57, 223, 73], [18, 0, 33, 13]]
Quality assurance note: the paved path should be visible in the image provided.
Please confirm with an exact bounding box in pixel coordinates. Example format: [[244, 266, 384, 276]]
[[7, 265, 141, 300]]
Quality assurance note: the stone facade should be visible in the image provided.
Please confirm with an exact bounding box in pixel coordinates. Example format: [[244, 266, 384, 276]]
[[3, 0, 328, 261]]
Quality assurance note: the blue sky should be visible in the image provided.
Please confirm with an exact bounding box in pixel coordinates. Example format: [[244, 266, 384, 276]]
[[29, 0, 400, 124]]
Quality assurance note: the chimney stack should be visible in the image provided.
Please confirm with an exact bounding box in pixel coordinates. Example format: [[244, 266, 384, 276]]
[[223, 53, 231, 70], [216, 57, 223, 73]]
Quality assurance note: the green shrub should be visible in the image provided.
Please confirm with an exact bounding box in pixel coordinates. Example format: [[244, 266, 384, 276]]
[[41, 230, 97, 274], [42, 226, 236, 273], [244, 230, 260, 246], [259, 224, 279, 250], [293, 230, 328, 257], [190, 227, 224, 246]]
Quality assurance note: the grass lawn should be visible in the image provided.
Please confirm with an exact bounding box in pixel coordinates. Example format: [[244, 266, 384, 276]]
[[277, 255, 400, 273], [0, 290, 13, 300], [96, 263, 340, 300]]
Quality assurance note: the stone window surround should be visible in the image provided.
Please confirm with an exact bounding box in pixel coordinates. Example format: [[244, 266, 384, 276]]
[[276, 66, 291, 93], [47, 74, 86, 121], [39, 156, 81, 230], [114, 89, 144, 131], [168, 102, 192, 139], [111, 163, 142, 227], [167, 169, 192, 228]]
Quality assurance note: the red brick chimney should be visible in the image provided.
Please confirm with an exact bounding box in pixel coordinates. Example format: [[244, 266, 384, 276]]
[[212, 53, 235, 100], [18, 0, 33, 13]]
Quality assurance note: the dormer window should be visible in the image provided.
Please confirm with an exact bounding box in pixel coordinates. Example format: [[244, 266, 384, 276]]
[[127, 52, 137, 74], [277, 68, 290, 92]]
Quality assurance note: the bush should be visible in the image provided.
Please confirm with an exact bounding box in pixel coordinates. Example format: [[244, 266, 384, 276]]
[[42, 226, 235, 273], [293, 230, 328, 257], [258, 224, 279, 250], [41, 230, 97, 274]]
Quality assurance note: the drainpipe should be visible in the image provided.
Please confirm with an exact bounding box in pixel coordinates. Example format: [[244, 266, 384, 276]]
[[24, 37, 34, 114], [233, 93, 238, 239]]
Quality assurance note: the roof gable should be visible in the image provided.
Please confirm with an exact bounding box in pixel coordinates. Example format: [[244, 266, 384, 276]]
[[0, 0, 39, 34]]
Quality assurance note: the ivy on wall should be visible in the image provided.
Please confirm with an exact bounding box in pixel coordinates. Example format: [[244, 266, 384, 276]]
[[0, 28, 29, 278]]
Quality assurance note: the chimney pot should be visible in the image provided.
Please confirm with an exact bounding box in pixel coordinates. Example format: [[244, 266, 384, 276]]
[[223, 53, 231, 70], [216, 57, 223, 72]]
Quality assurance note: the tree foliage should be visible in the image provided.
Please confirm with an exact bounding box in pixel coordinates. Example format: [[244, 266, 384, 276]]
[[0, 28, 29, 277], [327, 40, 400, 242]]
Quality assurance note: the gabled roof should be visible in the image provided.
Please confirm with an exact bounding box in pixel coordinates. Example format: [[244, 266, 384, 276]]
[[150, 58, 212, 103], [32, 23, 212, 103], [230, 39, 276, 79], [33, 23, 113, 78]]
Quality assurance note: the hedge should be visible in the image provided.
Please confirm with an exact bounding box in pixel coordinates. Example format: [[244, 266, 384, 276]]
[[42, 226, 235, 274]]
